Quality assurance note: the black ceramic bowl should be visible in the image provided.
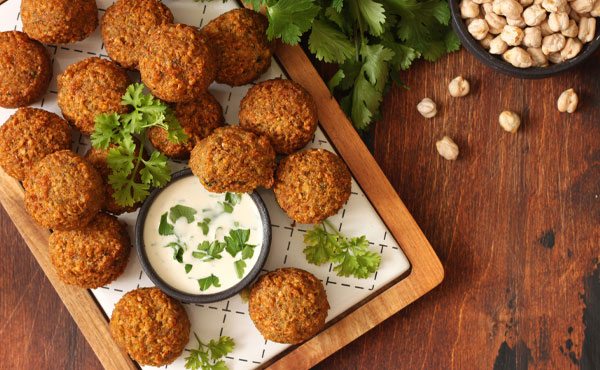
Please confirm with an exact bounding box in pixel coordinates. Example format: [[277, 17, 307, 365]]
[[135, 168, 271, 303], [448, 1, 600, 78]]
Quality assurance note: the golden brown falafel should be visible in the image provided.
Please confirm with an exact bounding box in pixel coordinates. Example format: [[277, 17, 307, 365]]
[[0, 31, 52, 108], [0, 108, 71, 181], [101, 0, 174, 69], [24, 150, 104, 231], [49, 213, 131, 288], [249, 268, 329, 344], [110, 287, 190, 366], [273, 149, 351, 224], [189, 126, 276, 193], [239, 79, 318, 154], [201, 8, 274, 86]]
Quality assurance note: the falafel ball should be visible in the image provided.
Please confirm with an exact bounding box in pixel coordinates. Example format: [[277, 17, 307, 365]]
[[201, 8, 274, 86], [101, 0, 174, 69], [21, 0, 98, 44], [84, 144, 144, 215], [24, 150, 104, 231], [148, 92, 224, 159], [189, 126, 276, 193], [239, 79, 318, 154], [139, 23, 217, 102], [0, 108, 71, 181], [0, 31, 52, 108], [49, 213, 131, 288], [273, 149, 351, 224], [249, 268, 329, 344], [58, 57, 131, 135], [110, 287, 190, 366]]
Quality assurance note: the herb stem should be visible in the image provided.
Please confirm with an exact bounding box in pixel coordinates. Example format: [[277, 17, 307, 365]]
[[322, 219, 340, 236]]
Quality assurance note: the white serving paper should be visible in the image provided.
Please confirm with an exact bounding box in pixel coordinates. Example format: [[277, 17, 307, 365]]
[[0, 1, 411, 368]]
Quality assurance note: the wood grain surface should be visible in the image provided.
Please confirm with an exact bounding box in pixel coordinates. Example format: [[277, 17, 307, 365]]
[[1, 43, 599, 370]]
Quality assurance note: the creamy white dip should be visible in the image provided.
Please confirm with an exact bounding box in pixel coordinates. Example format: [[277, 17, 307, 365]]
[[143, 175, 263, 294]]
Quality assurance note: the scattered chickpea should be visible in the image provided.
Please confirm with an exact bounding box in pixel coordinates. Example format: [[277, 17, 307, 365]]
[[560, 37, 583, 60], [503, 47, 534, 67], [448, 76, 471, 97], [557, 88, 578, 113], [499, 111, 522, 133], [436, 136, 459, 161], [417, 98, 438, 118]]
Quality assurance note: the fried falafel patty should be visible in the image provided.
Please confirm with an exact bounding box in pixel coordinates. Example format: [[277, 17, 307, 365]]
[[21, 0, 98, 44], [110, 287, 191, 366], [58, 58, 131, 135], [139, 23, 217, 102], [201, 8, 274, 86], [0, 108, 71, 181], [49, 213, 131, 288], [0, 31, 52, 108], [273, 149, 351, 224], [239, 79, 318, 154], [24, 150, 104, 230], [189, 126, 276, 193], [101, 0, 174, 69], [148, 92, 224, 159], [249, 268, 329, 344]]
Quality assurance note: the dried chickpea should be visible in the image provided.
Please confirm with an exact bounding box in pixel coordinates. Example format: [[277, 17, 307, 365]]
[[508, 16, 527, 27], [523, 5, 548, 26], [578, 17, 596, 43], [542, 33, 566, 54], [461, 0, 481, 18], [548, 12, 570, 31], [547, 51, 563, 63], [473, 0, 493, 4], [540, 19, 554, 35], [591, 0, 600, 16], [495, 0, 524, 18], [523, 27, 543, 47], [560, 38, 583, 60], [480, 33, 495, 49], [557, 88, 578, 113], [490, 35, 510, 53], [501, 25, 526, 45], [417, 98, 438, 118], [468, 18, 490, 40], [482, 2, 494, 14], [561, 20, 579, 37], [436, 136, 459, 161], [486, 12, 509, 32], [542, 0, 567, 12], [503, 47, 534, 67], [571, 0, 595, 13], [448, 76, 471, 97], [520, 0, 535, 7], [499, 111, 521, 133], [527, 47, 550, 66]]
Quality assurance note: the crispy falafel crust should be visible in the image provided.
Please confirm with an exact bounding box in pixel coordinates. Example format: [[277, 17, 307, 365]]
[[49, 213, 131, 288], [23, 150, 104, 231], [21, 0, 98, 44], [273, 149, 351, 224], [0, 31, 52, 108], [0, 108, 71, 181], [148, 91, 224, 159], [139, 23, 217, 102], [58, 57, 131, 135], [101, 0, 174, 69], [201, 8, 274, 86], [249, 268, 330, 344], [189, 126, 276, 193], [239, 79, 318, 154], [110, 287, 191, 367]]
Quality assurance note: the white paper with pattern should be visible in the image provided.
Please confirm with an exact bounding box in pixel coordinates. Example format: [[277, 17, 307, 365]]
[[0, 1, 411, 368]]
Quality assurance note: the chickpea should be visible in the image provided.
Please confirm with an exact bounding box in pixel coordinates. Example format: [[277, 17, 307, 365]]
[[523, 5, 547, 26], [561, 20, 579, 37], [534, 0, 543, 5], [480, 33, 495, 49], [557, 88, 578, 113], [495, 0, 524, 18], [486, 12, 509, 32], [468, 18, 490, 40], [520, 0, 535, 6], [507, 16, 527, 27], [547, 51, 563, 63], [448, 76, 471, 97], [571, 0, 594, 13], [498, 111, 521, 133], [591, 0, 600, 16], [417, 98, 438, 118], [490, 35, 510, 53], [523, 26, 543, 47], [569, 8, 582, 22], [501, 25, 526, 45], [548, 12, 570, 32], [461, 0, 481, 18], [578, 17, 596, 43], [503, 47, 534, 67], [482, 2, 494, 14], [540, 19, 554, 35], [436, 136, 459, 161], [561, 37, 583, 60], [542, 0, 567, 12], [527, 47, 550, 66], [542, 33, 566, 54], [473, 0, 493, 4]]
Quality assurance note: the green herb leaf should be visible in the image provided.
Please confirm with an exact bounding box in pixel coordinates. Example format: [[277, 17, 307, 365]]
[[224, 229, 251, 258], [207, 336, 235, 360], [234, 259, 246, 279], [184, 333, 234, 370], [241, 245, 256, 260], [141, 151, 171, 188], [264, 0, 320, 45], [197, 218, 211, 236], [194, 241, 225, 261], [169, 205, 198, 224], [308, 19, 356, 64], [198, 274, 221, 291], [225, 192, 242, 206], [91, 113, 120, 150], [173, 245, 184, 263], [158, 212, 174, 236], [185, 264, 193, 274], [356, 0, 387, 36], [221, 202, 234, 214]]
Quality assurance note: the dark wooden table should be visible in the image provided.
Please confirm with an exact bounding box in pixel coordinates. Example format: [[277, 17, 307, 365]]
[[1, 46, 599, 369]]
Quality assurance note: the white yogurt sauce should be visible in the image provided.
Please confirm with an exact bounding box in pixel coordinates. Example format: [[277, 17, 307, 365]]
[[143, 175, 263, 294]]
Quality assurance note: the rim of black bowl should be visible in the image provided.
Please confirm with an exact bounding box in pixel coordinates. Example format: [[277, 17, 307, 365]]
[[135, 168, 271, 303], [448, 0, 600, 79]]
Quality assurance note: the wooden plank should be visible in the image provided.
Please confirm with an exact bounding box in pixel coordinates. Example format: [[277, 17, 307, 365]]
[[0, 171, 137, 370]]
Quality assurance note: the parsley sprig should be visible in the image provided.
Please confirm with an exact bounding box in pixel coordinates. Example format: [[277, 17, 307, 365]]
[[91, 83, 188, 206], [185, 333, 235, 370], [304, 219, 381, 279]]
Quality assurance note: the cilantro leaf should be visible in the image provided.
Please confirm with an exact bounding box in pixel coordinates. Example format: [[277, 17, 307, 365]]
[[207, 337, 235, 360], [185, 264, 193, 274], [198, 218, 211, 236], [141, 151, 170, 188], [264, 0, 320, 45], [194, 241, 225, 261], [91, 113, 120, 150], [332, 0, 344, 12], [328, 69, 345, 95], [224, 229, 251, 258], [356, 0, 386, 36], [234, 259, 246, 279], [225, 192, 242, 206], [198, 274, 221, 291], [169, 205, 197, 224], [159, 212, 174, 236], [185, 333, 234, 370], [308, 19, 356, 64], [303, 225, 337, 265], [221, 202, 234, 213]]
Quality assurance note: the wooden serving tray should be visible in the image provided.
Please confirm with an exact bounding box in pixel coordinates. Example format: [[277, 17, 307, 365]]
[[0, 41, 443, 370]]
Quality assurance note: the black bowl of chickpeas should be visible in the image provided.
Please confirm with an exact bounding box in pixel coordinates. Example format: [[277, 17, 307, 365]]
[[449, 0, 600, 78]]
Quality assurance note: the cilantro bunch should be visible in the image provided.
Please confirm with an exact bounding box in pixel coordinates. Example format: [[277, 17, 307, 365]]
[[91, 83, 188, 206], [243, 0, 460, 131], [185, 333, 235, 370]]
